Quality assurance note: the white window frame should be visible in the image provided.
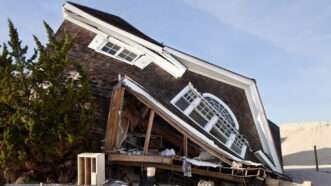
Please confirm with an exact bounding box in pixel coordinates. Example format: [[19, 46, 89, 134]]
[[88, 34, 145, 66], [171, 83, 248, 158], [203, 93, 239, 130]]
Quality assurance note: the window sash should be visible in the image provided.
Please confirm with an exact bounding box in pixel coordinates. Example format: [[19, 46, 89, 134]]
[[90, 35, 141, 65], [101, 42, 121, 55], [171, 84, 248, 158], [118, 49, 138, 62]]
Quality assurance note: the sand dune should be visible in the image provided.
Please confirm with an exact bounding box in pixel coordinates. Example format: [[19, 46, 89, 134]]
[[280, 122, 331, 186]]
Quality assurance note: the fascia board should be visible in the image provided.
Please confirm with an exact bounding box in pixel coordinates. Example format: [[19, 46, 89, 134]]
[[63, 3, 163, 53], [164, 46, 254, 87], [63, 5, 186, 78]]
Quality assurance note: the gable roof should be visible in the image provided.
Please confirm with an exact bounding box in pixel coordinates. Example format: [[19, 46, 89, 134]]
[[62, 2, 283, 174], [67, 2, 162, 46]]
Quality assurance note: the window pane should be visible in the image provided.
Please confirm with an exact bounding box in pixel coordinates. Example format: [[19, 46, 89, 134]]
[[231, 137, 244, 154], [118, 49, 138, 62], [101, 42, 120, 55], [204, 96, 237, 128], [214, 120, 231, 138], [190, 110, 208, 127], [231, 144, 242, 154], [183, 89, 197, 103], [210, 128, 227, 143], [175, 97, 190, 111]]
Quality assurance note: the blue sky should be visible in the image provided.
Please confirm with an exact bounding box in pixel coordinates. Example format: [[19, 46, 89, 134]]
[[0, 0, 330, 124]]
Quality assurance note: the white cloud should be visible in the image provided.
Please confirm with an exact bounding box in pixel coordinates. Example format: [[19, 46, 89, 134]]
[[183, 0, 331, 61]]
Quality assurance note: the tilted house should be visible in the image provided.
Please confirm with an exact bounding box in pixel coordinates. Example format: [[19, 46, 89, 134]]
[[59, 2, 285, 185]]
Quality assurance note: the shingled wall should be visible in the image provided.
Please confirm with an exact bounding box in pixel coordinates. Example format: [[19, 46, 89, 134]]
[[55, 20, 272, 163]]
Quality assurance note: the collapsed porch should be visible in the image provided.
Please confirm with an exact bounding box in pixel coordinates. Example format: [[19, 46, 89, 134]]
[[102, 76, 275, 185]]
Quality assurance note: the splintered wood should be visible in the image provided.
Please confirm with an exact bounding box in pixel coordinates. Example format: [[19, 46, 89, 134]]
[[104, 84, 125, 151]]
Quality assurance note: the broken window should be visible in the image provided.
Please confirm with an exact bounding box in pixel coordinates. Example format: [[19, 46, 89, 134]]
[[171, 83, 248, 158]]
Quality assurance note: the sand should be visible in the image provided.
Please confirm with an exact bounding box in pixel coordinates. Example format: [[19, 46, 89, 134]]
[[280, 122, 331, 186]]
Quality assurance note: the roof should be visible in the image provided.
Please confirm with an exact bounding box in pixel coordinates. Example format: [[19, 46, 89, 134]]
[[66, 1, 163, 46]]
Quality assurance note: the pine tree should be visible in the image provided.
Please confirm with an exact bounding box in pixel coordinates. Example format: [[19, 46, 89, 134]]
[[0, 20, 95, 182]]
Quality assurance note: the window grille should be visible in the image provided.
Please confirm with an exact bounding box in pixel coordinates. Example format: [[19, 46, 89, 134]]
[[101, 42, 121, 55], [171, 84, 248, 158], [118, 49, 138, 62]]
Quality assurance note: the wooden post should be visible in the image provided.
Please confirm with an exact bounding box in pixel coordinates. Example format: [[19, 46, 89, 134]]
[[144, 110, 155, 154], [105, 84, 125, 151], [314, 145, 319, 172], [183, 135, 188, 157]]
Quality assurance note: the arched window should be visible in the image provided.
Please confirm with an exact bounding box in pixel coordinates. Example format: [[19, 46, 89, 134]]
[[171, 83, 248, 158], [203, 93, 239, 130]]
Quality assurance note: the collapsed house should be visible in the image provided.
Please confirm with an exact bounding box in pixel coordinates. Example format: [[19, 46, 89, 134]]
[[58, 2, 290, 185]]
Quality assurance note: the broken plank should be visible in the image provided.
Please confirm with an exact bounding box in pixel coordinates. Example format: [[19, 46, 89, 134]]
[[109, 154, 173, 164], [104, 83, 125, 151], [183, 135, 188, 157], [144, 110, 155, 154]]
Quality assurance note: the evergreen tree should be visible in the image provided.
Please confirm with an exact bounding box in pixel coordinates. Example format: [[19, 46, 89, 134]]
[[0, 20, 95, 181]]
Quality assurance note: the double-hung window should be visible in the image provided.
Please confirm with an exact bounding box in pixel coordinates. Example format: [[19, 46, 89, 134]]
[[89, 35, 142, 65], [101, 42, 121, 55], [171, 83, 248, 158]]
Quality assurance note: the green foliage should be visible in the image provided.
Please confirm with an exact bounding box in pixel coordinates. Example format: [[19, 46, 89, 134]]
[[0, 20, 95, 171]]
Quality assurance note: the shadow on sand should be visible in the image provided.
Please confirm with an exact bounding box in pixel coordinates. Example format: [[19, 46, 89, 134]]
[[283, 148, 331, 166]]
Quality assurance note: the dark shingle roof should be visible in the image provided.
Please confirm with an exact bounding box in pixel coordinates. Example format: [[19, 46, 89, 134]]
[[67, 1, 162, 46]]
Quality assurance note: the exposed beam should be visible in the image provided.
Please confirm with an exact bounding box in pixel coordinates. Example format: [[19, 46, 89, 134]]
[[144, 110, 155, 154], [183, 135, 188, 157], [111, 162, 247, 183], [104, 83, 125, 151], [109, 154, 173, 164]]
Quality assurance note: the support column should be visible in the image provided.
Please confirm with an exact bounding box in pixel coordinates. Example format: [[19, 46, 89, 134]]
[[144, 110, 155, 154]]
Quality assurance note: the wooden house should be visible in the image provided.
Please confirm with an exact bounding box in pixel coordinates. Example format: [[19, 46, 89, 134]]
[[58, 2, 286, 185]]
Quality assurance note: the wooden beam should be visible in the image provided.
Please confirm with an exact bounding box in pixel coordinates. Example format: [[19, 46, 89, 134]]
[[104, 83, 125, 151], [144, 110, 155, 154], [183, 135, 188, 157], [109, 154, 173, 164], [111, 161, 247, 183]]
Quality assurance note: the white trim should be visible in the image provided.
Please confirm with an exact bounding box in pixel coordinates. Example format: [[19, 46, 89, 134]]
[[203, 93, 239, 130], [226, 133, 236, 147], [255, 150, 279, 172], [122, 77, 262, 166], [63, 3, 186, 78], [170, 84, 192, 105], [88, 34, 145, 67], [204, 115, 218, 132], [64, 3, 163, 53], [164, 46, 283, 173], [241, 145, 248, 158], [183, 97, 201, 115]]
